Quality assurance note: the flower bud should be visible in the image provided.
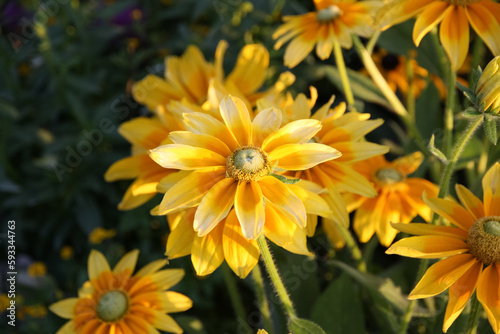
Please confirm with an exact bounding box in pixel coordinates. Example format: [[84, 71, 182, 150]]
[[476, 56, 500, 113]]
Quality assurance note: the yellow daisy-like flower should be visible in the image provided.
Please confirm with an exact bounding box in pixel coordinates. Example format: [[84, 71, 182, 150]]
[[28, 262, 47, 277], [50, 250, 192, 334], [88, 227, 117, 244], [344, 152, 439, 246], [150, 95, 340, 240], [387, 163, 500, 333], [273, 0, 382, 68], [378, 0, 500, 70]]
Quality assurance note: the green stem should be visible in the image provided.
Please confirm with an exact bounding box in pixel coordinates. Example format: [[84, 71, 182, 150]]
[[366, 31, 381, 55], [337, 225, 367, 272], [471, 39, 485, 78], [257, 235, 297, 319], [465, 294, 481, 334], [430, 29, 449, 80], [251, 265, 275, 334], [406, 53, 416, 123], [444, 69, 457, 156], [222, 264, 252, 333], [332, 37, 355, 109], [398, 259, 429, 334]]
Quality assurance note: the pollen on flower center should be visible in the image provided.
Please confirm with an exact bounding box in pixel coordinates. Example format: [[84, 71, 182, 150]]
[[374, 168, 404, 185], [446, 0, 479, 5], [226, 146, 272, 181], [96, 290, 129, 322], [316, 5, 343, 22], [467, 216, 500, 265]]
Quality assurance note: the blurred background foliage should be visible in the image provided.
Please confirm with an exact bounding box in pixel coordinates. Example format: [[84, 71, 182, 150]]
[[0, 0, 498, 333]]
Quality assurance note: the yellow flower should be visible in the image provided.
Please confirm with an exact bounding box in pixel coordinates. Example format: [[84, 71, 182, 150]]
[[387, 163, 500, 333], [273, 0, 382, 68], [50, 250, 192, 334], [344, 152, 439, 247], [24, 305, 48, 318], [61, 246, 74, 260], [0, 294, 9, 312], [476, 56, 500, 113], [378, 0, 500, 70], [28, 262, 47, 277], [88, 228, 116, 244]]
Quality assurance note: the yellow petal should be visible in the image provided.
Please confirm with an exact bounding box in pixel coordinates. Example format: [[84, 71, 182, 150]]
[[157, 168, 225, 215], [270, 143, 341, 170], [322, 218, 346, 249], [191, 223, 224, 276], [455, 184, 485, 220], [150, 144, 226, 170], [390, 223, 468, 240], [252, 107, 283, 148], [263, 200, 297, 246], [118, 117, 170, 149], [477, 263, 500, 334], [315, 162, 376, 197], [182, 112, 239, 151], [132, 75, 183, 112], [386, 235, 470, 259], [88, 250, 111, 282], [162, 291, 193, 313], [55, 321, 77, 334], [215, 40, 228, 81], [353, 197, 381, 243], [49, 298, 78, 319], [259, 176, 307, 228], [219, 96, 252, 147], [333, 142, 390, 163], [412, 1, 450, 46], [194, 178, 237, 236], [222, 210, 260, 278], [169, 131, 232, 157], [403, 178, 439, 222], [482, 162, 500, 216], [112, 249, 139, 276], [377, 0, 435, 30], [320, 187, 349, 227], [135, 259, 168, 277], [467, 3, 500, 57], [319, 118, 384, 144], [262, 119, 322, 153], [104, 155, 149, 181], [149, 268, 185, 290], [235, 181, 265, 239], [166, 210, 195, 260], [443, 260, 482, 332], [439, 5, 469, 70], [117, 181, 156, 211], [423, 196, 475, 231], [283, 32, 316, 68], [393, 151, 423, 176], [151, 310, 183, 333], [288, 183, 333, 219], [157, 170, 191, 194], [377, 191, 402, 247], [409, 254, 477, 299], [227, 44, 269, 95]]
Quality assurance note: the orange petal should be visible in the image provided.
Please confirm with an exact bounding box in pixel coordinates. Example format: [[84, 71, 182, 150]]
[[269, 143, 341, 170], [283, 31, 316, 68], [150, 144, 226, 170], [315, 162, 377, 197], [88, 250, 111, 282], [353, 197, 382, 243], [194, 178, 237, 236], [376, 0, 434, 30], [191, 223, 225, 276], [252, 107, 283, 148], [455, 184, 485, 220], [482, 162, 500, 216], [403, 178, 439, 222], [467, 2, 500, 57], [219, 96, 252, 147], [227, 44, 269, 96], [443, 260, 482, 332], [412, 1, 450, 46], [112, 249, 139, 278], [234, 181, 265, 239], [409, 254, 477, 299], [392, 151, 423, 176], [390, 223, 468, 240], [166, 209, 195, 259], [222, 210, 260, 278], [377, 191, 402, 247], [477, 263, 500, 334], [386, 236, 470, 259], [439, 5, 469, 70], [423, 196, 475, 231]]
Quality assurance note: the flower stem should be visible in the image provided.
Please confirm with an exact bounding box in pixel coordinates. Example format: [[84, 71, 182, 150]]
[[337, 225, 367, 272], [332, 37, 355, 109], [406, 53, 416, 123], [222, 263, 252, 333], [465, 294, 481, 334], [251, 265, 275, 334], [443, 69, 457, 156], [257, 235, 297, 319]]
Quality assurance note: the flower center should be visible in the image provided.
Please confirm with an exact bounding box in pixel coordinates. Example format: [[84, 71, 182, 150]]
[[316, 5, 343, 22], [374, 168, 404, 185], [226, 146, 272, 181], [445, 0, 478, 5], [96, 290, 129, 322], [467, 216, 500, 265], [382, 54, 400, 71]]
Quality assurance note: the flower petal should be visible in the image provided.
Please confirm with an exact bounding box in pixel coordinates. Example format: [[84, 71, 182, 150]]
[[283, 31, 316, 68], [252, 107, 283, 148], [482, 162, 500, 216], [235, 181, 265, 239], [132, 75, 183, 112], [151, 310, 183, 333], [477, 263, 500, 334], [112, 249, 139, 277], [150, 144, 226, 170], [169, 131, 232, 157], [315, 162, 377, 197], [386, 235, 470, 259], [412, 1, 450, 46], [288, 182, 333, 219], [390, 223, 468, 240], [223, 209, 260, 278], [393, 151, 423, 176], [423, 196, 475, 231], [166, 210, 196, 260], [467, 2, 500, 57], [88, 250, 111, 282], [162, 291, 193, 313], [376, 0, 434, 30], [182, 112, 239, 151], [333, 142, 390, 163], [409, 254, 477, 299], [219, 96, 252, 147], [377, 191, 402, 247], [194, 178, 237, 236], [227, 44, 270, 96], [135, 259, 168, 278], [191, 223, 225, 276], [269, 143, 341, 170], [439, 5, 469, 70], [262, 119, 322, 152], [49, 298, 78, 319], [455, 184, 485, 220]]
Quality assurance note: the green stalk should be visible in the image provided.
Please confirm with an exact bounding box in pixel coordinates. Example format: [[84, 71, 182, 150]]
[[257, 235, 297, 319], [222, 264, 252, 333], [444, 69, 457, 156], [337, 225, 367, 273], [406, 54, 416, 123], [332, 37, 356, 109], [251, 265, 275, 334], [366, 31, 381, 55], [465, 294, 481, 334]]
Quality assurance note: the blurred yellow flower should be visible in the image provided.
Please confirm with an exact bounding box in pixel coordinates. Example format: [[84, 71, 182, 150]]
[[0, 294, 9, 312], [344, 152, 439, 246], [476, 56, 500, 113], [88, 228, 116, 244], [387, 162, 500, 333], [378, 0, 500, 70], [61, 246, 74, 260], [28, 262, 47, 277], [50, 250, 192, 334], [273, 0, 382, 68], [24, 305, 48, 318]]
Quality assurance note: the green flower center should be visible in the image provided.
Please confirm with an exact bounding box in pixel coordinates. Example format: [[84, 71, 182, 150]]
[[226, 146, 272, 181], [374, 168, 404, 185], [467, 216, 500, 265], [96, 290, 129, 322], [316, 5, 343, 22]]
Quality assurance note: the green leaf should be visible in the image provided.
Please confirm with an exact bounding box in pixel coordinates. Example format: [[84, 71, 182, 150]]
[[270, 173, 301, 184], [484, 114, 498, 145], [428, 134, 448, 163], [456, 82, 476, 103], [311, 274, 365, 334], [463, 107, 482, 118], [323, 65, 393, 110], [289, 317, 326, 334]]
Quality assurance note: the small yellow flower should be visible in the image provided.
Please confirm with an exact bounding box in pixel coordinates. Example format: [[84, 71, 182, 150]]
[[387, 162, 500, 333], [273, 0, 382, 68], [476, 56, 500, 113], [0, 294, 10, 312], [88, 228, 116, 244], [28, 262, 47, 277], [24, 305, 48, 318], [61, 246, 74, 260], [50, 250, 192, 334]]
